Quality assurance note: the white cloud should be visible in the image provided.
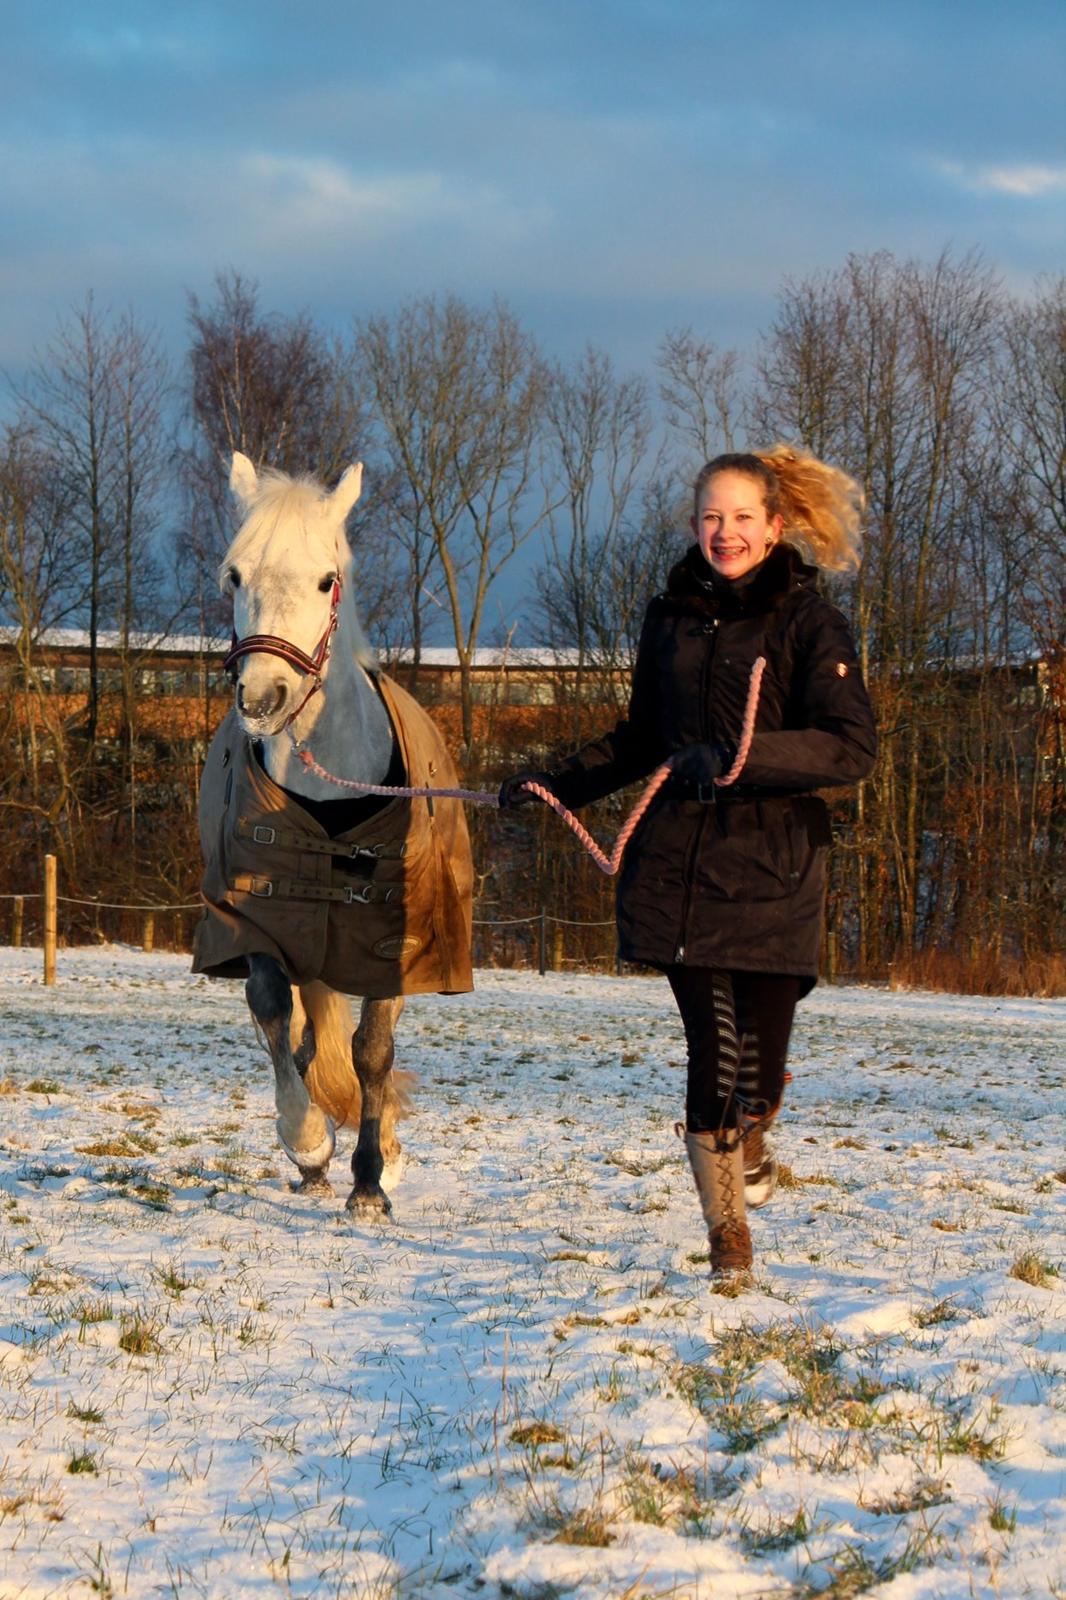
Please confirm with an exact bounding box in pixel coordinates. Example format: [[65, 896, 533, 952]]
[[237, 152, 496, 231], [937, 159, 1066, 198]]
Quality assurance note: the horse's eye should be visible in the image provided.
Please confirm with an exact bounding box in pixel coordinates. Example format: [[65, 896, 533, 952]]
[[318, 574, 336, 594], [228, 568, 241, 590]]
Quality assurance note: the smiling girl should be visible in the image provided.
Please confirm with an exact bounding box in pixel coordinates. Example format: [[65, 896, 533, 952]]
[[500, 446, 877, 1284]]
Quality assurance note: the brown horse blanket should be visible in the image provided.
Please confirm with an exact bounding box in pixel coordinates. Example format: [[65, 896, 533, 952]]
[[192, 675, 473, 998]]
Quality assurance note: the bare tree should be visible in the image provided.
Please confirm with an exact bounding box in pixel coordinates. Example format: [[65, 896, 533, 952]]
[[183, 270, 404, 649], [14, 295, 126, 743], [657, 328, 743, 463], [0, 426, 85, 862], [535, 346, 658, 732], [356, 295, 551, 754], [757, 249, 1016, 969]]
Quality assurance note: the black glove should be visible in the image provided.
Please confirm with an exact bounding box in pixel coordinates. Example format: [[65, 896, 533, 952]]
[[671, 742, 729, 785], [498, 769, 555, 809]]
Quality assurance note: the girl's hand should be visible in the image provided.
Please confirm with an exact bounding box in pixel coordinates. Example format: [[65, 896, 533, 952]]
[[671, 743, 729, 785], [498, 770, 555, 809]]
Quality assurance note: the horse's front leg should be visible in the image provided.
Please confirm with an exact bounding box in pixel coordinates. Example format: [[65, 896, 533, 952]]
[[346, 995, 404, 1218], [246, 953, 336, 1192]]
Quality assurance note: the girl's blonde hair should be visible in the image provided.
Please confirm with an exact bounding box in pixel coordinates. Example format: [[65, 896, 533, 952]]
[[694, 445, 863, 572]]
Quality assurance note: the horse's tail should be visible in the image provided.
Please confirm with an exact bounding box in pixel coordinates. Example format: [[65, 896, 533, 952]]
[[293, 982, 361, 1130]]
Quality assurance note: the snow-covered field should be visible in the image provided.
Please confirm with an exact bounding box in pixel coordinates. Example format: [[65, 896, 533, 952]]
[[0, 946, 1063, 1600]]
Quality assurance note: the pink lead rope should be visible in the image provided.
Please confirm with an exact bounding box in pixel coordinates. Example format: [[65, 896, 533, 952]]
[[288, 656, 766, 878]]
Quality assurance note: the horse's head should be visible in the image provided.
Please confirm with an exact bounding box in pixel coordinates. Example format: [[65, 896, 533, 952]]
[[222, 453, 365, 737]]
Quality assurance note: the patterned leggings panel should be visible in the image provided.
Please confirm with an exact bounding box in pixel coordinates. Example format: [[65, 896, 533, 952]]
[[666, 967, 803, 1134]]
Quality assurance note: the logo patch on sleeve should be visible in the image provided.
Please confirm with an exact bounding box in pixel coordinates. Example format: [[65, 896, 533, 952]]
[[835, 662, 848, 677]]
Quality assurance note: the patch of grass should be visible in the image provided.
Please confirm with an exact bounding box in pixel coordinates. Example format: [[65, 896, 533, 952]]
[[131, 1182, 170, 1211], [66, 1401, 105, 1424], [545, 1507, 615, 1547], [741, 1504, 819, 1553], [930, 1218, 963, 1232], [27, 1269, 79, 1299], [913, 1297, 963, 1328], [933, 1127, 975, 1150], [776, 1164, 840, 1188], [991, 1198, 1030, 1215], [0, 1077, 19, 1095], [118, 1314, 163, 1356], [594, 1367, 628, 1405], [718, 1398, 783, 1454], [1009, 1251, 1058, 1288], [860, 1477, 950, 1515], [605, 1152, 669, 1177], [236, 1315, 274, 1348], [25, 1078, 61, 1094], [989, 1494, 1018, 1534], [511, 1421, 567, 1447], [803, 1522, 940, 1599], [76, 1132, 159, 1157], [620, 1451, 703, 1529], [67, 1451, 98, 1475], [73, 1297, 114, 1329], [942, 1409, 1009, 1462], [154, 1261, 194, 1296]]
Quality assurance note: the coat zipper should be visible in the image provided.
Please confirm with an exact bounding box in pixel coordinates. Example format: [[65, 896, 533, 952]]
[[674, 617, 717, 964]]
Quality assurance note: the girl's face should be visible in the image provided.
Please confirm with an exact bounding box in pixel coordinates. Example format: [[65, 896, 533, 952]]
[[691, 469, 783, 580]]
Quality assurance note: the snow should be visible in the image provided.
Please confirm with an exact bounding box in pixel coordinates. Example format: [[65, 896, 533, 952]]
[[0, 945, 1063, 1599]]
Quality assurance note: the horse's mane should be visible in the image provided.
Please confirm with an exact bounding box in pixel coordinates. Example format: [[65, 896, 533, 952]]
[[221, 467, 378, 672]]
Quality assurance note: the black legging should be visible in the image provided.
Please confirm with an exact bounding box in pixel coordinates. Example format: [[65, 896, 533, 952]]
[[666, 967, 803, 1134]]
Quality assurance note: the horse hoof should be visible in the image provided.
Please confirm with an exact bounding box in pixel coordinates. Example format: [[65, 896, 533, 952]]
[[290, 1169, 333, 1195], [345, 1186, 393, 1219]]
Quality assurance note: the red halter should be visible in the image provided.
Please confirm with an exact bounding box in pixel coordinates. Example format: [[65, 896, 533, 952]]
[[223, 570, 343, 729]]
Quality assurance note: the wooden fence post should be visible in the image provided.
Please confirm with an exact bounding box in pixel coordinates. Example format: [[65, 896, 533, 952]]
[[12, 896, 23, 948], [43, 856, 57, 986], [142, 912, 155, 953], [552, 924, 564, 973]]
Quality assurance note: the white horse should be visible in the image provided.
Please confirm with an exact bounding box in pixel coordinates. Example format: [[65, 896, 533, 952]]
[[194, 453, 473, 1217]]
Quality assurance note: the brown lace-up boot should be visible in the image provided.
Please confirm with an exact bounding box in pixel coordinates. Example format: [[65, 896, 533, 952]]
[[683, 1128, 753, 1279]]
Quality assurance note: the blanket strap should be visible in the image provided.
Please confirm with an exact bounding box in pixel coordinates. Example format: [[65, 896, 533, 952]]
[[234, 818, 408, 862], [231, 873, 397, 906]]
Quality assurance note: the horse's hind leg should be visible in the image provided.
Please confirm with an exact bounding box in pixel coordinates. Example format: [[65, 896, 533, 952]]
[[247, 953, 336, 1192], [346, 995, 404, 1218]]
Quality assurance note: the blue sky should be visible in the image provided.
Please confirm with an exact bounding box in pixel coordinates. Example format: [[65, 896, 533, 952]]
[[2, 0, 1064, 383]]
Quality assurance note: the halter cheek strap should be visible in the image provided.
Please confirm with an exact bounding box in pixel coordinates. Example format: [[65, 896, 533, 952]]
[[223, 570, 342, 729]]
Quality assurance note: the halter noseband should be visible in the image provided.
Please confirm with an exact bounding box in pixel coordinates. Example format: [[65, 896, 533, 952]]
[[223, 570, 343, 730]]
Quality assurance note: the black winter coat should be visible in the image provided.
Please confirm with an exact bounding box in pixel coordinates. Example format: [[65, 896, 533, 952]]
[[546, 543, 877, 980]]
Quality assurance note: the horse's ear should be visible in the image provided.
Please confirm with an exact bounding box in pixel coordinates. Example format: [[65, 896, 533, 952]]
[[327, 463, 363, 522], [230, 452, 258, 509]]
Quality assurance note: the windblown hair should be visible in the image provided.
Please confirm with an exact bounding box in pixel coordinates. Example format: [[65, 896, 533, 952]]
[[694, 445, 863, 572]]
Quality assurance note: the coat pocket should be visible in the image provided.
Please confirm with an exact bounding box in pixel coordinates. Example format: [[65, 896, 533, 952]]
[[695, 803, 805, 903]]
